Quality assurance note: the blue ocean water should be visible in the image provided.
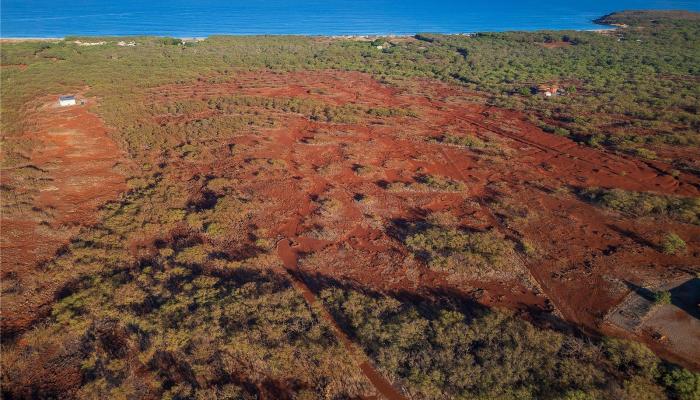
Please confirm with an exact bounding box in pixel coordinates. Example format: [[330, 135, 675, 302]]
[[1, 0, 699, 37]]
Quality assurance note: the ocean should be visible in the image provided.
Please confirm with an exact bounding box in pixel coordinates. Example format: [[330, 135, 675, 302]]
[[2, 0, 699, 37]]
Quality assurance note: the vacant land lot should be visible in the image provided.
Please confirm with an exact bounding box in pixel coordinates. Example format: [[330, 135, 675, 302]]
[[2, 10, 699, 400]]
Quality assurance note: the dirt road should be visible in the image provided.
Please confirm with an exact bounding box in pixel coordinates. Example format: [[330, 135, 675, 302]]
[[277, 238, 407, 400]]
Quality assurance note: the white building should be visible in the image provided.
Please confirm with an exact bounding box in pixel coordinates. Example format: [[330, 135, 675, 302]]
[[59, 95, 77, 107]]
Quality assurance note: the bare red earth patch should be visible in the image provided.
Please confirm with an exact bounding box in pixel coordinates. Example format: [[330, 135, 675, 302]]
[[1, 96, 128, 336]]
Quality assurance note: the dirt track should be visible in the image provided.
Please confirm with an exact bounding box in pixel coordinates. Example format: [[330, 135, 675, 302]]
[[277, 239, 407, 400]]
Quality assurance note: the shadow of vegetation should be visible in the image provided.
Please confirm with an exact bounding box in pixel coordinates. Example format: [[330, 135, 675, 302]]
[[384, 215, 432, 243], [623, 278, 700, 320], [186, 189, 219, 211], [301, 270, 489, 321], [623, 280, 657, 302], [670, 278, 700, 320], [292, 269, 591, 344], [606, 224, 658, 250]]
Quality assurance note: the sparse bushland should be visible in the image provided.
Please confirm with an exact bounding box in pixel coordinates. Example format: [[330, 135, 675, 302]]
[[1, 170, 372, 399], [3, 11, 699, 167], [578, 188, 700, 225], [2, 10, 700, 399], [320, 286, 698, 400], [431, 133, 487, 149], [412, 13, 700, 168], [352, 164, 374, 176], [366, 106, 418, 118], [415, 174, 466, 192]]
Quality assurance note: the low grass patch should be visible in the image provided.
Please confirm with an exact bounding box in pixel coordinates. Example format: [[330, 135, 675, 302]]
[[653, 290, 672, 305]]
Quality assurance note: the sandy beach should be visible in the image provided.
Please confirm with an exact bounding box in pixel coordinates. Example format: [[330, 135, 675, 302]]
[[0, 37, 63, 43]]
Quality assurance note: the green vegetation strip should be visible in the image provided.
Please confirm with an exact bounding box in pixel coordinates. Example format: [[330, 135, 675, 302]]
[[321, 286, 700, 400], [579, 187, 700, 225]]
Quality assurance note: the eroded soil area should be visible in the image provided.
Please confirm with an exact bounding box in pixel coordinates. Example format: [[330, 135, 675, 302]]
[[147, 70, 699, 368], [1, 97, 128, 336]]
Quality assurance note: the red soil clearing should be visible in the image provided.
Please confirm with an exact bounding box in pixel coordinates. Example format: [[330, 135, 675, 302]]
[[1, 96, 127, 336], [148, 70, 699, 369], [540, 41, 573, 49]]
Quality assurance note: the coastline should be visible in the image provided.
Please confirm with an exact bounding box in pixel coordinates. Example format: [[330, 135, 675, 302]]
[[0, 27, 618, 42], [0, 14, 625, 42], [0, 37, 63, 42]]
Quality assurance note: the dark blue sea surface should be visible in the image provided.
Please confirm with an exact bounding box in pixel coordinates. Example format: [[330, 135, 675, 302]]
[[2, 0, 699, 37]]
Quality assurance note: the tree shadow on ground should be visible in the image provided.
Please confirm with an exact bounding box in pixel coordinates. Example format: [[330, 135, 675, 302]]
[[606, 224, 658, 250], [623, 280, 657, 302], [670, 278, 700, 320], [293, 269, 594, 343], [624, 278, 700, 320]]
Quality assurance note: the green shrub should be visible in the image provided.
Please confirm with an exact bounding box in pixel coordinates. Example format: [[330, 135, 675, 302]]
[[653, 290, 672, 305], [438, 133, 486, 148], [174, 244, 209, 265], [662, 233, 687, 255], [579, 188, 700, 225], [415, 174, 465, 192], [661, 367, 700, 400], [405, 227, 511, 273], [553, 127, 571, 137], [520, 240, 536, 256], [603, 338, 659, 378]]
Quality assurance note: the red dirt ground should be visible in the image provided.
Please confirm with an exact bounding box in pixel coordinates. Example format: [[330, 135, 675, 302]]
[[539, 41, 573, 49], [147, 70, 700, 370], [0, 64, 28, 71], [1, 96, 128, 336]]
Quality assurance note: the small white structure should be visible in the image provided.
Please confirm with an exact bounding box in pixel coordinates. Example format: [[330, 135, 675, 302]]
[[59, 95, 77, 107], [73, 40, 106, 46]]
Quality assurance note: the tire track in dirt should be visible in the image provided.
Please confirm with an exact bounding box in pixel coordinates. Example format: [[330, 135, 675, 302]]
[[277, 239, 407, 400], [453, 114, 697, 196]]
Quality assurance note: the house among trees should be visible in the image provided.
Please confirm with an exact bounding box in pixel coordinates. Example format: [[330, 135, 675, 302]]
[[537, 84, 566, 97], [58, 95, 77, 107]]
